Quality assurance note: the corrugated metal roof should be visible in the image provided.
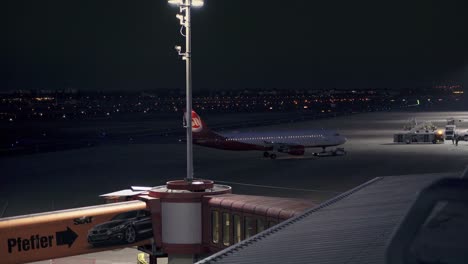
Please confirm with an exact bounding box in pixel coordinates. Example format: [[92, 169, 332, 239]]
[[197, 172, 460, 264]]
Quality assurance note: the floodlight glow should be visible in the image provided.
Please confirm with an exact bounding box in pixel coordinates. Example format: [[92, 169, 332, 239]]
[[168, 0, 203, 7], [192, 0, 204, 7], [168, 0, 183, 5]]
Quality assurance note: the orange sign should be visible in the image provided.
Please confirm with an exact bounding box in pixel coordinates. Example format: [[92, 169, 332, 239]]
[[0, 200, 154, 263]]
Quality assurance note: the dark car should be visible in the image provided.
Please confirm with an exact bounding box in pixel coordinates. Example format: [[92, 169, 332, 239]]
[[87, 210, 153, 246]]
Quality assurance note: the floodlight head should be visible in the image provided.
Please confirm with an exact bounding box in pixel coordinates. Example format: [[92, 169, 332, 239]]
[[167, 0, 204, 7], [168, 0, 183, 5], [175, 45, 182, 52], [192, 0, 204, 7]]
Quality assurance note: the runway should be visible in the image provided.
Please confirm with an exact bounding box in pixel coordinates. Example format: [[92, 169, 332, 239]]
[[2, 111, 468, 219]]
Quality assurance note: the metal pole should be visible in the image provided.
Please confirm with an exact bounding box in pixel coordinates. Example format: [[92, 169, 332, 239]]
[[185, 0, 193, 181]]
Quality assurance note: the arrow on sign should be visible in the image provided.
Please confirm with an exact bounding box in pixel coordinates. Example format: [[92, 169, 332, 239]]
[[56, 227, 78, 248]]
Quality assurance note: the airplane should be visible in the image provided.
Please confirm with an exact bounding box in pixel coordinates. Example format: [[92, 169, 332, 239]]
[[184, 110, 347, 159]]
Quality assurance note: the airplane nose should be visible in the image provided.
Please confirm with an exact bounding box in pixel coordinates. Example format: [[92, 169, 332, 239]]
[[341, 136, 347, 144]]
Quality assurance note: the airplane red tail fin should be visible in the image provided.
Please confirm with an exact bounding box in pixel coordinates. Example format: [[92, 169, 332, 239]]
[[190, 110, 208, 133], [184, 110, 215, 139]]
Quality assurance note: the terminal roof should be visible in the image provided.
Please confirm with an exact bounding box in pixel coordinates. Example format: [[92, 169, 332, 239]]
[[197, 172, 463, 264]]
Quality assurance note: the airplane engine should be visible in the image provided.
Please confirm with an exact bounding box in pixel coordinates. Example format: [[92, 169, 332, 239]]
[[287, 145, 305, 156]]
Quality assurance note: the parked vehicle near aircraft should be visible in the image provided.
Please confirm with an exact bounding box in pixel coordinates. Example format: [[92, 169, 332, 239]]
[[445, 118, 456, 140], [394, 118, 444, 144]]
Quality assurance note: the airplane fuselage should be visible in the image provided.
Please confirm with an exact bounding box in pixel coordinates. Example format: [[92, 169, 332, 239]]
[[194, 130, 347, 152], [187, 110, 347, 158]]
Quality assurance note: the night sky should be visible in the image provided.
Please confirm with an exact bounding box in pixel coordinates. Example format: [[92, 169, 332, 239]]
[[2, 0, 467, 91]]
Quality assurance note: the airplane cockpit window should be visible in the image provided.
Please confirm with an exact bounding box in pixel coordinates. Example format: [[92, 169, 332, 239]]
[[334, 133, 340, 136]]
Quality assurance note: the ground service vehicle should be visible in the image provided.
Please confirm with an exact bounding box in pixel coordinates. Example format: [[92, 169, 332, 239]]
[[395, 118, 444, 144], [394, 131, 444, 144], [445, 125, 456, 140]]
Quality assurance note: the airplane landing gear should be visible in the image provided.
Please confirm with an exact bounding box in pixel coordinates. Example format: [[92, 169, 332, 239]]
[[263, 152, 277, 159]]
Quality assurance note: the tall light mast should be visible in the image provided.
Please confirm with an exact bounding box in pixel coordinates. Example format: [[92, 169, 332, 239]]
[[168, 0, 204, 182]]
